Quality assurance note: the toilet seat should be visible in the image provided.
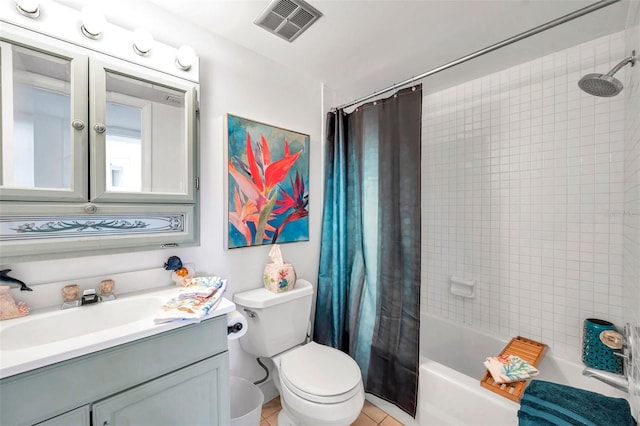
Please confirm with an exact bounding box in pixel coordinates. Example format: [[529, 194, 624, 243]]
[[279, 342, 362, 404]]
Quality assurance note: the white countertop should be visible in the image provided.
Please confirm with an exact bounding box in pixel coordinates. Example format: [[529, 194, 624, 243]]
[[0, 286, 235, 379]]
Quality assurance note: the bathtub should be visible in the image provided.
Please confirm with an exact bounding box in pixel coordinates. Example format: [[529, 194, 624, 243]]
[[417, 313, 628, 426]]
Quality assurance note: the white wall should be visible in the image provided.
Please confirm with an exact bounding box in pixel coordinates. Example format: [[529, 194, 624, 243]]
[[4, 3, 323, 385], [422, 30, 630, 360]]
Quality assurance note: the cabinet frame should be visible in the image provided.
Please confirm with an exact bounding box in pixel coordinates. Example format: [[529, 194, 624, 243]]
[[89, 58, 198, 204], [0, 202, 198, 260]]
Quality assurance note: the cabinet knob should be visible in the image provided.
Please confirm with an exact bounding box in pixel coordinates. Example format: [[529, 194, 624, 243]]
[[84, 204, 98, 214], [94, 123, 107, 133], [71, 119, 86, 130]]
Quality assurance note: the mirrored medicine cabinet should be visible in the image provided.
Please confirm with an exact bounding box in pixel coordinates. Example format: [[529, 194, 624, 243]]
[[0, 25, 200, 261]]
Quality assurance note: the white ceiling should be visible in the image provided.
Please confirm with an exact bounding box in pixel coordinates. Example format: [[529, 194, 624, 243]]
[[59, 0, 631, 106]]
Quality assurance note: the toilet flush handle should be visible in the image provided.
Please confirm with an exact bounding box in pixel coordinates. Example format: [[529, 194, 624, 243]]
[[243, 308, 257, 318]]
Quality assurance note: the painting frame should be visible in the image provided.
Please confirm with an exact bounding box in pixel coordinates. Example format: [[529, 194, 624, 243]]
[[225, 113, 309, 249]]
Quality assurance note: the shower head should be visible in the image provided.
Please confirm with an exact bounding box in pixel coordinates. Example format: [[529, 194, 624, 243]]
[[578, 50, 636, 97], [578, 73, 623, 97]]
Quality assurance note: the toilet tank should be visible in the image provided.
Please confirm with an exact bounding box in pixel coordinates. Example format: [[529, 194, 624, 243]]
[[233, 279, 313, 357]]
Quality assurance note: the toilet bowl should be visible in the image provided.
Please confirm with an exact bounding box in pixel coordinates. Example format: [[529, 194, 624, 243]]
[[274, 342, 365, 425], [233, 280, 365, 426]]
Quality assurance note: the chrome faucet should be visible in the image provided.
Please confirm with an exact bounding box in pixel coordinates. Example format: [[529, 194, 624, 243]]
[[61, 279, 116, 309], [582, 367, 629, 393], [61, 288, 108, 309]]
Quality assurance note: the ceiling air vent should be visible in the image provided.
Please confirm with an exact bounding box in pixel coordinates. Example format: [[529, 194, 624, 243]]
[[255, 0, 322, 43]]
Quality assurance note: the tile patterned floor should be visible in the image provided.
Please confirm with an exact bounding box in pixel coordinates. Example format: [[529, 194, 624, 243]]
[[260, 397, 404, 426]]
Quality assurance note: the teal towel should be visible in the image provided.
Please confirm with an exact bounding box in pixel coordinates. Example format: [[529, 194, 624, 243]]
[[518, 409, 566, 426], [517, 380, 636, 426]]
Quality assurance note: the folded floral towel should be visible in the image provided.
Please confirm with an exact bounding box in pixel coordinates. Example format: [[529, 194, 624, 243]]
[[154, 277, 227, 324], [484, 354, 539, 384], [177, 276, 221, 299]]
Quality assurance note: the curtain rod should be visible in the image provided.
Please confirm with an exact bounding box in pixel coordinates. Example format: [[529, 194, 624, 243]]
[[337, 0, 621, 110]]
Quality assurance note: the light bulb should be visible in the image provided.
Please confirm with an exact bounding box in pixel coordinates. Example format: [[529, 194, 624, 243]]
[[80, 6, 106, 39], [176, 45, 197, 71], [15, 0, 40, 18], [133, 28, 154, 55]]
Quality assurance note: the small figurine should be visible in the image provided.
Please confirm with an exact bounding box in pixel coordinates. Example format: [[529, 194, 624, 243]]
[[164, 256, 183, 271], [0, 269, 33, 291], [164, 256, 194, 286]]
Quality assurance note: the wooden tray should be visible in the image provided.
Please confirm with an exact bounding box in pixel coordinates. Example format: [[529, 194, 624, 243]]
[[480, 336, 546, 402]]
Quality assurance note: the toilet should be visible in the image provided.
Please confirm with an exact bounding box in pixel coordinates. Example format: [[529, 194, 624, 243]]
[[233, 279, 365, 426]]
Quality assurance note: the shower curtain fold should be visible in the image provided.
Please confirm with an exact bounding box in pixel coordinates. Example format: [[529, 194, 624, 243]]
[[315, 85, 422, 417]]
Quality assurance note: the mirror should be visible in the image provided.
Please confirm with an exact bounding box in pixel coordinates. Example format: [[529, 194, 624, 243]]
[[103, 71, 187, 195], [2, 44, 73, 190]]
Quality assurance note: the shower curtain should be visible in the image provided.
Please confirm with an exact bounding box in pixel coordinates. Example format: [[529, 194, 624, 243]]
[[314, 85, 422, 416]]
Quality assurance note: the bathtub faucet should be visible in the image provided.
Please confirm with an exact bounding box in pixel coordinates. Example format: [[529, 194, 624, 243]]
[[582, 367, 628, 393]]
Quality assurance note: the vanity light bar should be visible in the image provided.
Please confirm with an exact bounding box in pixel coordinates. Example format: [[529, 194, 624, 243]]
[[7, 0, 199, 79]]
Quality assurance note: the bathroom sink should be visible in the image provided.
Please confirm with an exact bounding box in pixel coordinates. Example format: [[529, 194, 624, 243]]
[[0, 296, 164, 351], [0, 285, 235, 380]]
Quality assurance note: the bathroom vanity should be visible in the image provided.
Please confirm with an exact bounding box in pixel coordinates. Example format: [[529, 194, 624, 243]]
[[0, 288, 234, 426]]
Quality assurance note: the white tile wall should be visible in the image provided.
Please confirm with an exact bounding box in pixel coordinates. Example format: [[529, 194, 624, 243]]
[[421, 31, 630, 360], [622, 2, 640, 419]]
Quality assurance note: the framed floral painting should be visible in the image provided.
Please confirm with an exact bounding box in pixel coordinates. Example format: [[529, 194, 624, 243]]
[[226, 114, 309, 249]]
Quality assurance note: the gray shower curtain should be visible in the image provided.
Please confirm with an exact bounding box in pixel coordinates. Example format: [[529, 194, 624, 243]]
[[315, 85, 422, 416]]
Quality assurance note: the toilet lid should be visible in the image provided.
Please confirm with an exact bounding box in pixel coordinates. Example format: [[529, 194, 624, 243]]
[[280, 342, 362, 403]]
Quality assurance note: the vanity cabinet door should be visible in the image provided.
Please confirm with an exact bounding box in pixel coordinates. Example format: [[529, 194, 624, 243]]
[[93, 353, 230, 426], [89, 59, 197, 204], [34, 406, 90, 426], [0, 37, 88, 202]]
